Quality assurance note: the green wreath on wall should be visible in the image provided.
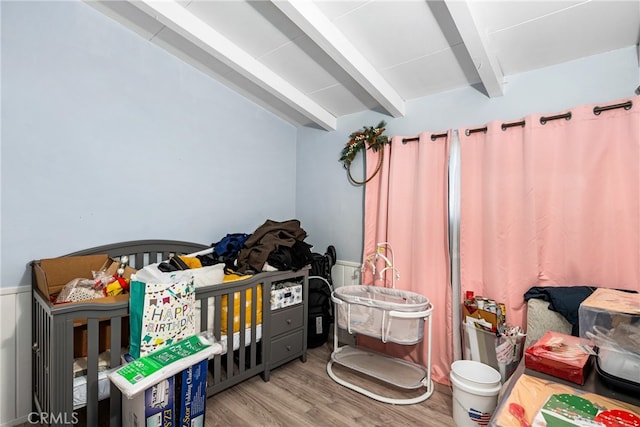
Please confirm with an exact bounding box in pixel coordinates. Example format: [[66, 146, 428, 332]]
[[340, 121, 390, 185]]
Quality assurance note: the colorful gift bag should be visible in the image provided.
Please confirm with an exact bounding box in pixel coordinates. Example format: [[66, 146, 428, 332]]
[[129, 266, 196, 359]]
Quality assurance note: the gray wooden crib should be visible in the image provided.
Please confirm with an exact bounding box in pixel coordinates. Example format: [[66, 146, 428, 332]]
[[32, 240, 309, 427]]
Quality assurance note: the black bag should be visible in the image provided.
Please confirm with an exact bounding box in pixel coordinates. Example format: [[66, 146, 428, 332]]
[[308, 276, 332, 348], [267, 240, 314, 271], [307, 245, 336, 348], [309, 245, 336, 286], [157, 255, 191, 272]]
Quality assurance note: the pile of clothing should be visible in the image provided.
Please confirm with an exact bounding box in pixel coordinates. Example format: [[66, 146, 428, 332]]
[[213, 219, 314, 274]]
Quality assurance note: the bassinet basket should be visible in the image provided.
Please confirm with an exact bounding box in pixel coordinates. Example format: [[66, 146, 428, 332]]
[[333, 285, 430, 345]]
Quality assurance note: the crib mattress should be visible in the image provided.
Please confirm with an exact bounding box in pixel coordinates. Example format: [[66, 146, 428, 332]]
[[219, 325, 262, 354], [73, 371, 111, 410], [196, 292, 263, 335], [334, 286, 430, 345]]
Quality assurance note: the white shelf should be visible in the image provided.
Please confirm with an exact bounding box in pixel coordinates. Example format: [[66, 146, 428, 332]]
[[331, 345, 427, 389]]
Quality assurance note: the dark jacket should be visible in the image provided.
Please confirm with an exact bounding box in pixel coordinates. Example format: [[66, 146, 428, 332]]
[[236, 219, 307, 273]]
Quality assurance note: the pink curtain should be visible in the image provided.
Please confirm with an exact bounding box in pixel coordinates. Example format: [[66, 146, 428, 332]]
[[361, 132, 452, 385], [460, 96, 640, 330]]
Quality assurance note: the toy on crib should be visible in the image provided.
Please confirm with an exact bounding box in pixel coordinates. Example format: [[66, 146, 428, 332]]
[[104, 256, 130, 297]]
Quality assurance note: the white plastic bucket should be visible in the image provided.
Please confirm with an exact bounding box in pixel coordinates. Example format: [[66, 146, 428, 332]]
[[450, 360, 502, 427]]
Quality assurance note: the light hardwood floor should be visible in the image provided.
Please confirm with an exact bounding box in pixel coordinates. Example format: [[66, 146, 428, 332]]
[[205, 343, 456, 427], [17, 344, 455, 426]]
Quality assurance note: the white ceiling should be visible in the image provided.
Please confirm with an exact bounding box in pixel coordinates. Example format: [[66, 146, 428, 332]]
[[89, 0, 640, 130]]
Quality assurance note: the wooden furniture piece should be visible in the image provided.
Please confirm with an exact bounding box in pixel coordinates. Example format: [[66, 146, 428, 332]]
[[31, 240, 308, 427], [269, 280, 308, 373]]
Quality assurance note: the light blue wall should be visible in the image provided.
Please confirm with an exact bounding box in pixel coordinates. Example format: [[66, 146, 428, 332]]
[[1, 1, 297, 288], [297, 46, 640, 262], [2, 1, 638, 287]]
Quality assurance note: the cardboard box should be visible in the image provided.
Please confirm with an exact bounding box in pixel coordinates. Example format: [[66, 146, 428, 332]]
[[33, 254, 135, 303], [33, 254, 136, 357], [73, 320, 130, 359], [176, 359, 208, 427], [122, 377, 175, 427], [463, 304, 498, 332], [120, 356, 208, 427], [525, 331, 593, 384]]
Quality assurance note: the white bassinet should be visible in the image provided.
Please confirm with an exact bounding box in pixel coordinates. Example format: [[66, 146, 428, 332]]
[[328, 284, 434, 404], [327, 243, 434, 405], [335, 285, 429, 345]]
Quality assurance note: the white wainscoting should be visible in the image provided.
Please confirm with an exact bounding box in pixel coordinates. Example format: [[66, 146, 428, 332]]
[[331, 260, 361, 346], [0, 286, 31, 427], [331, 260, 361, 288]]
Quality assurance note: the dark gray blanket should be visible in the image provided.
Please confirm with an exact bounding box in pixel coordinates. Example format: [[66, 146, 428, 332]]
[[524, 286, 596, 336]]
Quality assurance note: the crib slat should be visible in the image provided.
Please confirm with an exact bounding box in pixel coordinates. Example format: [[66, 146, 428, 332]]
[[86, 318, 99, 426], [261, 280, 270, 376], [45, 308, 51, 414], [239, 289, 246, 373], [200, 297, 208, 334], [109, 316, 122, 427], [226, 291, 235, 378], [50, 317, 74, 427], [249, 283, 258, 369], [134, 252, 146, 269], [213, 295, 222, 387]]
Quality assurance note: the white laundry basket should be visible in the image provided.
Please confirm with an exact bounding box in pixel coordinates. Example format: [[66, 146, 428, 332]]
[[450, 360, 502, 427]]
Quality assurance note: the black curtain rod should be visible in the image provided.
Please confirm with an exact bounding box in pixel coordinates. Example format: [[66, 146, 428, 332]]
[[402, 132, 448, 143], [593, 100, 633, 115], [539, 112, 571, 125], [464, 112, 569, 134], [464, 126, 487, 136], [501, 120, 525, 131], [425, 96, 636, 139], [402, 137, 419, 143]]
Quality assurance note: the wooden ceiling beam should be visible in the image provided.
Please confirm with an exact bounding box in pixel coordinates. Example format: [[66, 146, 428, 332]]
[[272, 0, 405, 118], [444, 0, 504, 97], [132, 0, 337, 130]]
